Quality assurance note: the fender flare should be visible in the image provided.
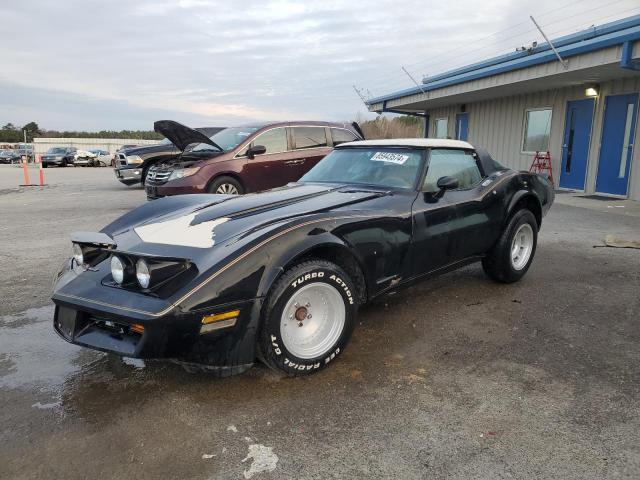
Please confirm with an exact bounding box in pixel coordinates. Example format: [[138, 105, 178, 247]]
[[505, 190, 542, 227], [254, 231, 365, 302]]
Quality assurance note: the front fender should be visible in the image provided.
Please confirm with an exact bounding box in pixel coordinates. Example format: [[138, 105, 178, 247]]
[[254, 232, 358, 300]]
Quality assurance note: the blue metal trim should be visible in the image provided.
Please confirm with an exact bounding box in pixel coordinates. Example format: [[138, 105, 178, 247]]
[[620, 40, 640, 70], [423, 114, 429, 138], [368, 15, 640, 107], [422, 15, 640, 85]]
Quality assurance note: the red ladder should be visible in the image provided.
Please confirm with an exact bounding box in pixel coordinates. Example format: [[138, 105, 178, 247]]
[[529, 151, 554, 185]]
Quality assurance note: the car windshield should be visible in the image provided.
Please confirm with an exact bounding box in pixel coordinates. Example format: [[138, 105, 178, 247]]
[[300, 147, 424, 189], [46, 148, 66, 154], [191, 126, 261, 152]]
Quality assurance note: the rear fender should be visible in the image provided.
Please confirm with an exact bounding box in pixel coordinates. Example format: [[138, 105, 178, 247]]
[[505, 190, 542, 228]]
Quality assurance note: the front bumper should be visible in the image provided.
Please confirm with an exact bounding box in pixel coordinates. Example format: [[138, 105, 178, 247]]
[[145, 181, 206, 200], [52, 260, 261, 374], [42, 158, 65, 166], [115, 166, 143, 185]]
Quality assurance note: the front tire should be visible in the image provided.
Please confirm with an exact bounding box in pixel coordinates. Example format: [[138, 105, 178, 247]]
[[482, 209, 538, 283], [207, 176, 244, 195], [258, 260, 358, 376]]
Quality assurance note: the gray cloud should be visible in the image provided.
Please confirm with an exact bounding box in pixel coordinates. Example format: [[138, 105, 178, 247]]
[[1, 0, 637, 130]]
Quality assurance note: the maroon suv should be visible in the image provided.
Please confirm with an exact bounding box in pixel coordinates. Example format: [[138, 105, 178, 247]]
[[145, 120, 363, 199]]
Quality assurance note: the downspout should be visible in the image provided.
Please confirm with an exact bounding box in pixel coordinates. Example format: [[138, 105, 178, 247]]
[[620, 41, 640, 71]]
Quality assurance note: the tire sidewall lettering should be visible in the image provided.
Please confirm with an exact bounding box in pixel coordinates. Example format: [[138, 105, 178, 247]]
[[267, 267, 355, 373]]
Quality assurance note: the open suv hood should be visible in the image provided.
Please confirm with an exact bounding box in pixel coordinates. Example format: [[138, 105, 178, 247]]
[[154, 120, 223, 152]]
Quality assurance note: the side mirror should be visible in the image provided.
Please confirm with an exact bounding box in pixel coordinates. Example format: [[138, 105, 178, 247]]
[[437, 175, 459, 191], [247, 145, 266, 159]]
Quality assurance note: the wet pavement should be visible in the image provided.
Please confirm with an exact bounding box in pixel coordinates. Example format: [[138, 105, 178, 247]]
[[1, 168, 640, 479]]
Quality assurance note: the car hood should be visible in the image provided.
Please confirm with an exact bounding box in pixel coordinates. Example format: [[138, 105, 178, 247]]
[[120, 142, 177, 157], [104, 183, 389, 253], [154, 120, 223, 152]]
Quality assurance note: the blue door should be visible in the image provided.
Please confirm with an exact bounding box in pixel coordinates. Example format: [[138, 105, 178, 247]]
[[455, 113, 469, 141], [596, 93, 638, 196], [560, 99, 594, 190]]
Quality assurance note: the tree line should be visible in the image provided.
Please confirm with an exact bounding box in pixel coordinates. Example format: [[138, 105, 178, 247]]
[[0, 122, 162, 143], [1, 115, 424, 144]]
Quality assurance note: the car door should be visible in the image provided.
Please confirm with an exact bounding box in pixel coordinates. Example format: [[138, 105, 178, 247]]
[[410, 148, 499, 277], [290, 126, 333, 177], [240, 126, 300, 191]]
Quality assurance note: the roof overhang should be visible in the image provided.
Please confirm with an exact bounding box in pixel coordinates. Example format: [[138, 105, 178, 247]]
[[368, 15, 640, 113]]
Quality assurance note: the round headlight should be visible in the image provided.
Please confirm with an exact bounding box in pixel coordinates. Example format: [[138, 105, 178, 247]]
[[111, 256, 125, 284], [136, 259, 150, 289], [72, 243, 84, 266]]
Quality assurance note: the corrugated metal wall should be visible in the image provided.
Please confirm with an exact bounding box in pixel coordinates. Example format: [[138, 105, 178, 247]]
[[426, 77, 640, 200], [33, 138, 159, 156]]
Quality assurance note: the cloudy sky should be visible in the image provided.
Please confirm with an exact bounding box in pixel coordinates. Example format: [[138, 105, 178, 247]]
[[1, 0, 638, 131]]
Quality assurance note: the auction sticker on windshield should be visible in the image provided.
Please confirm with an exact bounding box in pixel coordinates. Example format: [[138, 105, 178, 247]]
[[370, 152, 409, 165]]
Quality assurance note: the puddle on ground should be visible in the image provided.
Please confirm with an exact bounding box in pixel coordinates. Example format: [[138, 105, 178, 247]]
[[0, 305, 156, 399], [0, 304, 266, 422], [0, 305, 105, 392]]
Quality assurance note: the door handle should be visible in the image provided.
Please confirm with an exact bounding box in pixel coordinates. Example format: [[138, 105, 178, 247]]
[[284, 159, 306, 165]]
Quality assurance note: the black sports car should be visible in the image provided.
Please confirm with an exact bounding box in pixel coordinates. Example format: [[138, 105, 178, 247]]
[[51, 139, 554, 376]]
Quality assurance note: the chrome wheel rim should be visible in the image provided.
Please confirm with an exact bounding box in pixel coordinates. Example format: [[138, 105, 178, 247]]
[[280, 282, 345, 359], [511, 223, 534, 270], [216, 183, 239, 194]]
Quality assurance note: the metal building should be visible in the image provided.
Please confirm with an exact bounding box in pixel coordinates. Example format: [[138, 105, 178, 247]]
[[367, 15, 640, 200]]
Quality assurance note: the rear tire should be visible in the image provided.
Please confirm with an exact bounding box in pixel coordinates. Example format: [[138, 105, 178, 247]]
[[482, 209, 538, 283], [207, 176, 244, 195], [258, 259, 358, 376]]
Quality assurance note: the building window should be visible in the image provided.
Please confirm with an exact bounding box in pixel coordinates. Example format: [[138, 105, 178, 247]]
[[522, 108, 552, 153], [435, 118, 448, 138]]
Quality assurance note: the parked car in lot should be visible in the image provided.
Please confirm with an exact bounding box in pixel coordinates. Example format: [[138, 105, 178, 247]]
[[51, 138, 553, 376], [73, 149, 111, 167], [114, 128, 224, 186], [0, 149, 21, 164], [144, 120, 364, 199], [16, 144, 34, 162], [41, 147, 77, 167], [88, 149, 111, 166], [73, 149, 97, 166]]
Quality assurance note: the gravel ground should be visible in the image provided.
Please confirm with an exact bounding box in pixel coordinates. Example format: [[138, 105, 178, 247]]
[[1, 166, 639, 479]]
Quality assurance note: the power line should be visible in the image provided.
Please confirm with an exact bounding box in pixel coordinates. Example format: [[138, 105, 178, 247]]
[[363, 1, 637, 93], [376, 0, 632, 88]]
